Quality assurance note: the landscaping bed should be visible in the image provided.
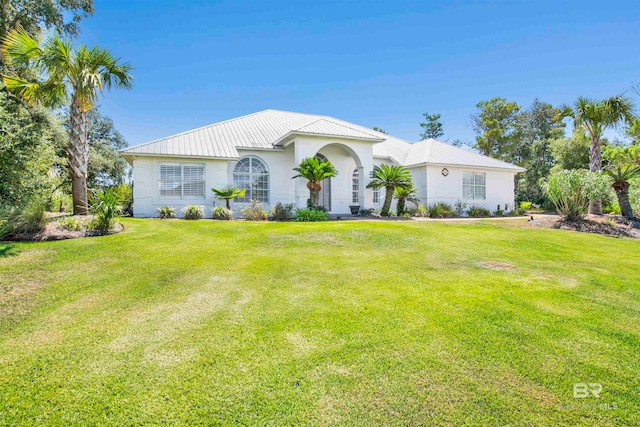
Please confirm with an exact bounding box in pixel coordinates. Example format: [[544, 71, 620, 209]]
[[528, 214, 640, 239]]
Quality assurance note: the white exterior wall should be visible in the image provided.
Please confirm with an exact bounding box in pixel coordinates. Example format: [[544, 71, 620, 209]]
[[130, 148, 517, 217], [292, 136, 376, 214], [131, 137, 378, 217], [132, 156, 228, 218], [229, 145, 296, 208], [424, 164, 516, 211]]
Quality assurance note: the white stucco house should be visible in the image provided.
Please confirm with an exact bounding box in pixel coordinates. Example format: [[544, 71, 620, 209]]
[[121, 109, 524, 217]]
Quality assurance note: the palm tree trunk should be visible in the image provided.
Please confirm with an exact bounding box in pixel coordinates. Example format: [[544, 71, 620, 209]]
[[589, 135, 603, 215], [613, 182, 634, 219], [69, 98, 90, 215], [310, 189, 319, 208], [397, 197, 406, 216], [225, 199, 231, 209], [381, 186, 394, 216]]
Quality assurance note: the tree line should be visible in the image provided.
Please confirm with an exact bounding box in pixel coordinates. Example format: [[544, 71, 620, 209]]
[[382, 96, 639, 214], [1, 0, 132, 216]]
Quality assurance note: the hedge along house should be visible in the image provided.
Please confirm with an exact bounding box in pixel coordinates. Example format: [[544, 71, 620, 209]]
[[121, 109, 524, 217]]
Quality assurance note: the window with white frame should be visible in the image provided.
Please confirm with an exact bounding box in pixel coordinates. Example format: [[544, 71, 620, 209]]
[[160, 164, 204, 198], [352, 169, 359, 204], [233, 156, 269, 203], [462, 171, 486, 200], [373, 187, 380, 203]]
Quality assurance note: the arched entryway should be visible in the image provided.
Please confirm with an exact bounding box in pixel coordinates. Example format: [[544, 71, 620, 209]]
[[315, 153, 331, 211]]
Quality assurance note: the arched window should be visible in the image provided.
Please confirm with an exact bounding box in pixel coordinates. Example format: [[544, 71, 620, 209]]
[[352, 169, 359, 204], [233, 156, 269, 203]]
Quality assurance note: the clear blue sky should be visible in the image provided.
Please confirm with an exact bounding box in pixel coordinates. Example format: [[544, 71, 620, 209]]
[[80, 0, 640, 147]]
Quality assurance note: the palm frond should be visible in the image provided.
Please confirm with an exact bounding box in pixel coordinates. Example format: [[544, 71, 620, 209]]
[[1, 26, 42, 68]]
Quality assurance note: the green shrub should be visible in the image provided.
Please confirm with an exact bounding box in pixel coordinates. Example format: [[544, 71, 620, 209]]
[[50, 191, 73, 213], [509, 207, 527, 216], [428, 202, 453, 218], [358, 208, 376, 217], [603, 201, 621, 215], [90, 188, 124, 230], [270, 202, 295, 221], [413, 203, 429, 218], [182, 205, 204, 220], [467, 206, 491, 217], [454, 200, 468, 216], [157, 206, 176, 219], [631, 180, 640, 217], [493, 204, 504, 216], [112, 184, 133, 216], [240, 200, 268, 221], [1, 200, 47, 237], [539, 170, 610, 221], [294, 208, 328, 222], [212, 206, 233, 220], [56, 216, 84, 231], [519, 201, 533, 211]]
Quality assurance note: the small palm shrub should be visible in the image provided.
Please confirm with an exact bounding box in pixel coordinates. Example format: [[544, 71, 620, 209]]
[[428, 202, 453, 218], [413, 203, 429, 218], [539, 170, 610, 221], [467, 206, 491, 217], [270, 202, 295, 221], [240, 200, 268, 221], [294, 208, 328, 222], [182, 205, 204, 220], [1, 200, 47, 236], [90, 188, 124, 231], [212, 206, 233, 220], [157, 206, 176, 219]]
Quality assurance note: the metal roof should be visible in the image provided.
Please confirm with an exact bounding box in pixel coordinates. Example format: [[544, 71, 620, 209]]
[[121, 109, 524, 171], [395, 138, 525, 171]]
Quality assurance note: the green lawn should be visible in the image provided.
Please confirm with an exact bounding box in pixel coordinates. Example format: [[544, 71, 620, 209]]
[[0, 219, 639, 426]]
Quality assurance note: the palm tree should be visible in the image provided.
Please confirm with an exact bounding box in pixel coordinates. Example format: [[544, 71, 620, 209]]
[[212, 185, 246, 209], [559, 96, 636, 214], [604, 165, 640, 219], [367, 164, 412, 216], [292, 157, 338, 208], [1, 26, 133, 215], [394, 184, 420, 216]]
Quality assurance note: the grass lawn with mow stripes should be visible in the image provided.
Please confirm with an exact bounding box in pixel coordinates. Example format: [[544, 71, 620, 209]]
[[0, 218, 639, 426]]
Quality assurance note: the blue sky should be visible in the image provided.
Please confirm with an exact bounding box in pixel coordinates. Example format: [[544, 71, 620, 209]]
[[80, 0, 640, 146]]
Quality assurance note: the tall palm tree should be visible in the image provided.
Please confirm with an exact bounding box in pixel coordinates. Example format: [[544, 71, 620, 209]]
[[292, 157, 338, 208], [604, 165, 640, 219], [559, 96, 636, 215], [367, 164, 412, 216], [212, 185, 246, 209], [394, 184, 420, 216], [1, 26, 133, 215]]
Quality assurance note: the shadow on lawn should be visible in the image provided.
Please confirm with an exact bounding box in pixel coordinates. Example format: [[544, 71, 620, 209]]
[[0, 243, 20, 258]]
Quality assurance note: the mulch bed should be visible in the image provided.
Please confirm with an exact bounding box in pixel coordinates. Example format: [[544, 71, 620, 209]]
[[528, 214, 640, 239], [3, 215, 124, 242]]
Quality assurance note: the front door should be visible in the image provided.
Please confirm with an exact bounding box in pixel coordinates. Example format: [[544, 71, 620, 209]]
[[316, 154, 331, 211]]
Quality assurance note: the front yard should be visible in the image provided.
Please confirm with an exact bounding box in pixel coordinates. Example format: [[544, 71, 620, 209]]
[[0, 219, 638, 425]]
